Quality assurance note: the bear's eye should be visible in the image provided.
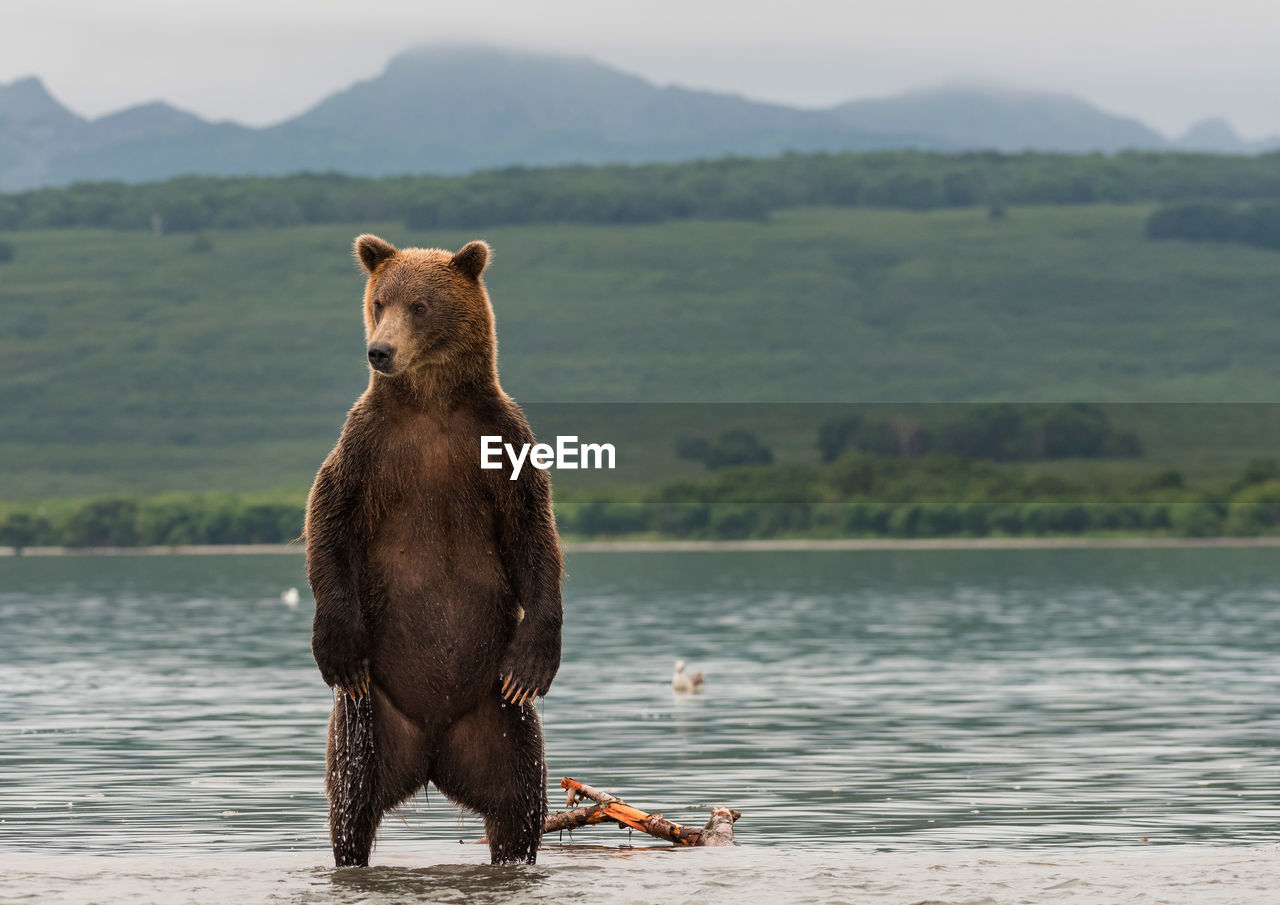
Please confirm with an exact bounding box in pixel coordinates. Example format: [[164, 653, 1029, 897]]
[[411, 302, 427, 315], [372, 300, 383, 316]]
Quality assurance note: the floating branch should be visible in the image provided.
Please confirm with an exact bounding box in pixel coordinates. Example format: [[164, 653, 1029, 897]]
[[542, 802, 605, 833], [542, 777, 739, 846]]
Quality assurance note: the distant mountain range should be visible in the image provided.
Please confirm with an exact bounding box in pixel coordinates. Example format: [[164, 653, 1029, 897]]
[[2, 44, 1276, 191]]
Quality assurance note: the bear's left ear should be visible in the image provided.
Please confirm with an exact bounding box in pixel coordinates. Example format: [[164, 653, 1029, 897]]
[[354, 234, 397, 274], [452, 240, 491, 280]]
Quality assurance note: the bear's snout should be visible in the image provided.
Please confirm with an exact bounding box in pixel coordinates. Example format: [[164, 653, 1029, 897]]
[[367, 342, 395, 373]]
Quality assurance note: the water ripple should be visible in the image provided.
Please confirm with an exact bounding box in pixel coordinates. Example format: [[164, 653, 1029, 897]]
[[1, 548, 1278, 857]]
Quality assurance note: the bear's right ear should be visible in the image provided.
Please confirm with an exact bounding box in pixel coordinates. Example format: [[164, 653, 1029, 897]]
[[452, 240, 491, 280], [353, 234, 397, 274]]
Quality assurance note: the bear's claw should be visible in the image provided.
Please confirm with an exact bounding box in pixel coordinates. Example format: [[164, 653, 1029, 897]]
[[499, 675, 542, 706], [337, 668, 371, 701]]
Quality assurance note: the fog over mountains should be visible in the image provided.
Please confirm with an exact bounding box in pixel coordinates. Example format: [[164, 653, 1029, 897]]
[[1, 44, 1275, 191]]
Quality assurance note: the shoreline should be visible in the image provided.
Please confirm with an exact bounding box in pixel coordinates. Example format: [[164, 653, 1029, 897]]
[[5, 536, 1280, 557]]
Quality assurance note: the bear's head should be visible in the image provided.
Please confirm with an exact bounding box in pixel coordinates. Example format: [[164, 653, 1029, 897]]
[[353, 234, 496, 385]]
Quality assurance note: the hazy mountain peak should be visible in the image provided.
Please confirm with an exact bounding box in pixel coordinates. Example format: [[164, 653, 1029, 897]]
[[97, 100, 203, 126], [831, 83, 1166, 152], [384, 42, 609, 72], [297, 42, 655, 127], [1177, 117, 1246, 152], [904, 82, 1083, 103], [0, 76, 83, 125], [2, 43, 1273, 191], [86, 101, 213, 146], [287, 42, 841, 160]]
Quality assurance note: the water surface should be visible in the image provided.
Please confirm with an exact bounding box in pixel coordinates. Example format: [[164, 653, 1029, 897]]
[[1, 549, 1278, 902]]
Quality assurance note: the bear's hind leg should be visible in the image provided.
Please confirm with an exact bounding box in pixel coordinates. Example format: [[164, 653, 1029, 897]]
[[326, 687, 429, 867], [431, 695, 547, 865], [327, 691, 378, 866]]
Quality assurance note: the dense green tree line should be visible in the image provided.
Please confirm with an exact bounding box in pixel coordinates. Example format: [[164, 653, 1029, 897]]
[[676, 406, 1141, 473], [676, 429, 776, 469], [559, 454, 1280, 539], [558, 499, 1251, 540], [0, 496, 303, 548], [1147, 200, 1280, 250], [3, 151, 1280, 234], [6, 456, 1280, 548], [816, 404, 1142, 462]]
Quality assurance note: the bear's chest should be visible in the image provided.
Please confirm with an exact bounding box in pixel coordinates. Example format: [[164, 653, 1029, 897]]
[[361, 413, 503, 595], [367, 413, 480, 504]]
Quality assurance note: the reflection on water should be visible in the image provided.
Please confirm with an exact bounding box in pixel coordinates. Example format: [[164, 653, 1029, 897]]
[[320, 860, 554, 904], [1, 548, 1278, 863]]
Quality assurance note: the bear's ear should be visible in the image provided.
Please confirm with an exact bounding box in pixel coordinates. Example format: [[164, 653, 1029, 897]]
[[354, 234, 397, 274], [452, 240, 491, 280]]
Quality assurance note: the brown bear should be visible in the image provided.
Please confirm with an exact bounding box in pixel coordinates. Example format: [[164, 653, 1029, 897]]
[[305, 234, 563, 867]]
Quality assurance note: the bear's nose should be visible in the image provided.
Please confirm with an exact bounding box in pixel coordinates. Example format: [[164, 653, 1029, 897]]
[[367, 342, 394, 372]]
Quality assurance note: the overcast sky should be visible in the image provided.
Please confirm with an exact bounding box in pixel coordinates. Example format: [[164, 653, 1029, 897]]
[[6, 0, 1280, 138]]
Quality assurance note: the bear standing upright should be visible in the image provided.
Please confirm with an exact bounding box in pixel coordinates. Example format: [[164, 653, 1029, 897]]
[[305, 234, 563, 867]]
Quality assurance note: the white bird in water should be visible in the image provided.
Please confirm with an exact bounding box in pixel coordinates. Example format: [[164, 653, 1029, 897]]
[[671, 660, 705, 694], [280, 587, 301, 608]]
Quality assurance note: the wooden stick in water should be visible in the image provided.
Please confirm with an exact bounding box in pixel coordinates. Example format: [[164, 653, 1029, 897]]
[[542, 802, 606, 833], [543, 777, 738, 846]]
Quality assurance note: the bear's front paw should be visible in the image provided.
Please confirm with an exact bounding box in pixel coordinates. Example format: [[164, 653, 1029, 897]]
[[498, 654, 557, 707], [312, 619, 371, 694]]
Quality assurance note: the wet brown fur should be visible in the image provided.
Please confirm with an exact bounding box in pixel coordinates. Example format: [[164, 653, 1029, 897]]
[[306, 235, 563, 867]]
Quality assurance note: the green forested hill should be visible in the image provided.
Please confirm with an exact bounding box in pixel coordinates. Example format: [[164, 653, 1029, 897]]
[[3, 203, 1280, 499]]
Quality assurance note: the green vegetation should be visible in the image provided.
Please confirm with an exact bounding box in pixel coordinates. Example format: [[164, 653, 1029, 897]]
[[6, 152, 1280, 534], [4, 150, 1280, 234], [555, 453, 1280, 541], [0, 492, 303, 548], [6, 200, 1280, 501], [560, 466, 1280, 542], [1148, 200, 1280, 251], [816, 404, 1142, 462], [676, 430, 775, 469], [6, 454, 1280, 548]]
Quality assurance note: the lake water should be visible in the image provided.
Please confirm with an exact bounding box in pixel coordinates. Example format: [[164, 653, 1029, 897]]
[[1, 548, 1278, 903]]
